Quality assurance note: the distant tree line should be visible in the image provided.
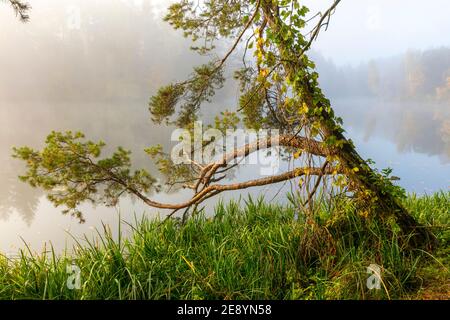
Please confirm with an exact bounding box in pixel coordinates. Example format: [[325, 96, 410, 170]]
[[313, 47, 450, 101]]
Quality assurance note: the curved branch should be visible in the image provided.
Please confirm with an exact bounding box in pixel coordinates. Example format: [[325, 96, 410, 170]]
[[125, 131, 336, 212], [144, 165, 340, 213], [196, 133, 331, 192]]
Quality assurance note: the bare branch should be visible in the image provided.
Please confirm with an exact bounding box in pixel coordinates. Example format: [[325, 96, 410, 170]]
[[4, 0, 30, 22], [303, 0, 341, 54]]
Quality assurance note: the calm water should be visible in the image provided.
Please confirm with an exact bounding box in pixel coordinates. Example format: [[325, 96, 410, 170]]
[[0, 1, 448, 254]]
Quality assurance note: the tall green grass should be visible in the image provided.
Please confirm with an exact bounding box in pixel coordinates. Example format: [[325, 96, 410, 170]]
[[0, 192, 448, 300]]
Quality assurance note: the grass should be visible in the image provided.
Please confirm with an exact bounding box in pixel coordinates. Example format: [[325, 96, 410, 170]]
[[0, 192, 448, 300]]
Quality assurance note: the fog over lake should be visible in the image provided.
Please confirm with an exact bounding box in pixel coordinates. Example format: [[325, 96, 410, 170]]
[[0, 0, 448, 253]]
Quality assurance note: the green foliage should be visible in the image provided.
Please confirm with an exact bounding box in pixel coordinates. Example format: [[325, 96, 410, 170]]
[[403, 192, 450, 246], [0, 193, 447, 300], [363, 165, 407, 200], [213, 110, 240, 133], [239, 86, 265, 130], [12, 131, 158, 222], [164, 0, 254, 53], [149, 63, 225, 128], [148, 84, 185, 125], [159, 0, 344, 141], [177, 63, 225, 128]]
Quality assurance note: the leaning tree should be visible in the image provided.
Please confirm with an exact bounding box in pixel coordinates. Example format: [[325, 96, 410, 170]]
[[13, 0, 436, 248], [2, 0, 29, 21]]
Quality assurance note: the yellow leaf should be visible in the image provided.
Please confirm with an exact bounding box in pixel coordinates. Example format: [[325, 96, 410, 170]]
[[298, 178, 304, 187], [181, 255, 196, 273], [299, 102, 309, 114], [293, 150, 302, 159], [260, 68, 268, 77]]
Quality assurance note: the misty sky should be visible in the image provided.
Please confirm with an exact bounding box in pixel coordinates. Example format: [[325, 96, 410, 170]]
[[145, 0, 450, 65], [151, 0, 450, 65], [2, 0, 449, 66], [302, 0, 450, 65]]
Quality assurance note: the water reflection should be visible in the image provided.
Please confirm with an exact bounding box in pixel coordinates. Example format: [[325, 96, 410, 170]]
[[332, 98, 450, 163], [314, 46, 450, 162]]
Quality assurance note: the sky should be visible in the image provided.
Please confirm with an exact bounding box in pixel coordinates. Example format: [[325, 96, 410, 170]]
[[146, 0, 450, 65], [3, 0, 449, 66], [301, 0, 450, 65]]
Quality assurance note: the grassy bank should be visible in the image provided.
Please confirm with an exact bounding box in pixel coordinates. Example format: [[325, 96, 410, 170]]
[[0, 192, 448, 300]]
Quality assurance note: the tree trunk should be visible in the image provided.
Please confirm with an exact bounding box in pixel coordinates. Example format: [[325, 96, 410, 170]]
[[262, 3, 436, 249]]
